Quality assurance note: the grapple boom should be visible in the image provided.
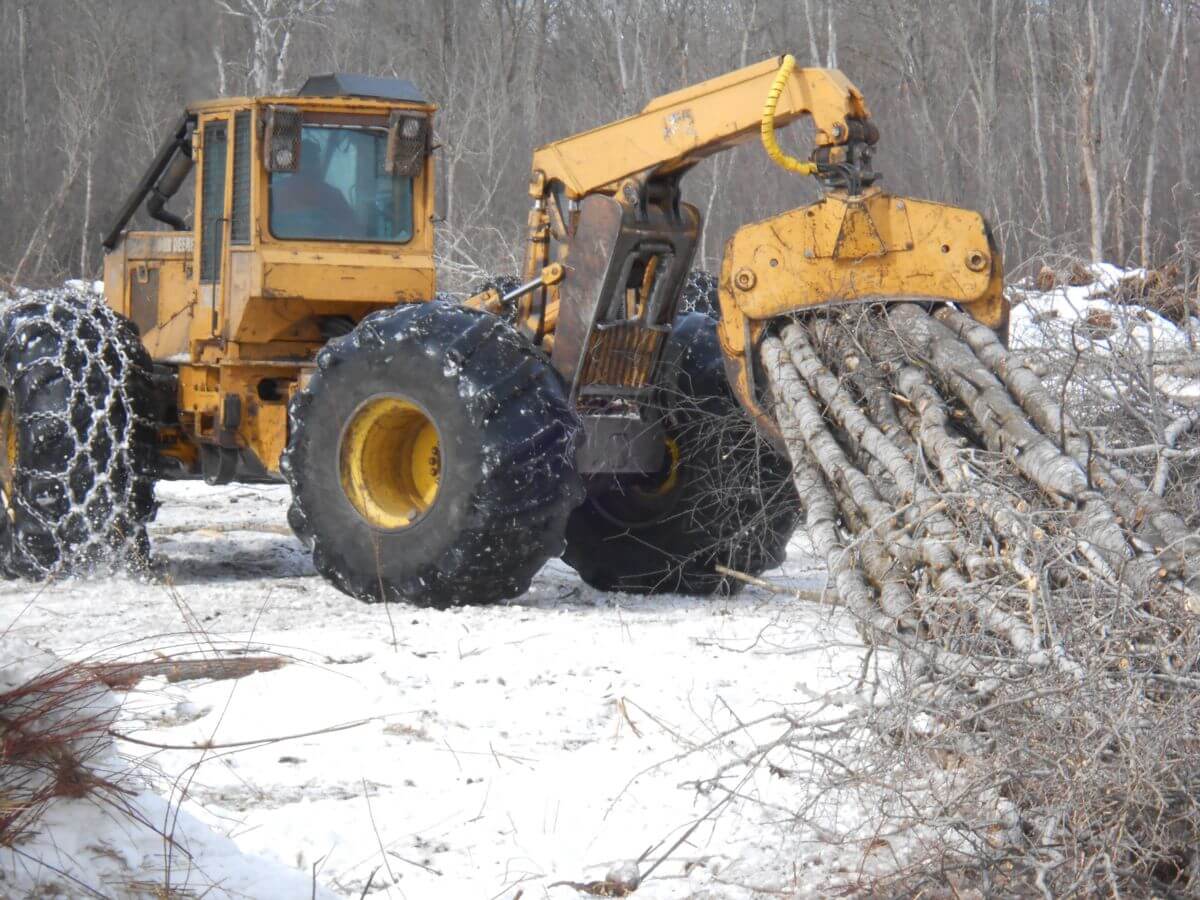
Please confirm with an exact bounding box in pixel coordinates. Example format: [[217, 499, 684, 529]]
[[477, 53, 1007, 443]]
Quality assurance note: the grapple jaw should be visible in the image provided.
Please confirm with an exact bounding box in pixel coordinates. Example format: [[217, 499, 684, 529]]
[[716, 187, 1007, 443]]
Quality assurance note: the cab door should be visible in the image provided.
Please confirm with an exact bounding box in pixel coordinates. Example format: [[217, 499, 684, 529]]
[[194, 111, 258, 355]]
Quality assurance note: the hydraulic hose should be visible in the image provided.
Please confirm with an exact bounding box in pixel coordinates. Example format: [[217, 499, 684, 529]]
[[760, 54, 819, 177]]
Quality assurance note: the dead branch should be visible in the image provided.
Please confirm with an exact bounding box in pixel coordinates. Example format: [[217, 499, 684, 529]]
[[85, 655, 289, 691]]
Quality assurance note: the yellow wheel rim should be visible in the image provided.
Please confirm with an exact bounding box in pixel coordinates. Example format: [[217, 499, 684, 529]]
[[339, 395, 441, 530], [595, 434, 684, 528], [646, 436, 681, 497], [0, 398, 16, 520]]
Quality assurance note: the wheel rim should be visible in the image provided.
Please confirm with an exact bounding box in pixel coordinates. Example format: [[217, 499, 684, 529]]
[[640, 436, 681, 498], [339, 395, 440, 530], [594, 435, 685, 528], [0, 395, 16, 521]]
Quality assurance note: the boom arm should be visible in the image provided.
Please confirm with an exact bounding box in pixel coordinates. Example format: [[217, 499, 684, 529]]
[[527, 56, 872, 200], [502, 56, 882, 339], [473, 55, 1006, 449]]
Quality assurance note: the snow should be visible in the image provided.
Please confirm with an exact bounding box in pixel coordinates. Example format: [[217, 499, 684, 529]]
[[1008, 262, 1200, 401], [0, 637, 337, 899], [6, 263, 1188, 896], [13, 786, 336, 899], [1, 481, 875, 898]]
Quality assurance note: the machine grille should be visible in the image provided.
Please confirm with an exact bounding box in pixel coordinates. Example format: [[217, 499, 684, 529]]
[[231, 111, 251, 245], [578, 323, 665, 391]]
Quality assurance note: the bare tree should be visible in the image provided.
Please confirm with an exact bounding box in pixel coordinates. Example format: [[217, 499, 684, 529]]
[[212, 0, 333, 94], [1, 0, 1199, 281], [1078, 0, 1106, 263], [1140, 2, 1185, 267]]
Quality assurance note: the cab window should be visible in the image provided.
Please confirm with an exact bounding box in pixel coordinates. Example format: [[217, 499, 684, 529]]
[[269, 125, 414, 243]]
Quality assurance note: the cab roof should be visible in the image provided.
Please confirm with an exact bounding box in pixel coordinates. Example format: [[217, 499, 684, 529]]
[[298, 73, 425, 103], [186, 73, 433, 114]]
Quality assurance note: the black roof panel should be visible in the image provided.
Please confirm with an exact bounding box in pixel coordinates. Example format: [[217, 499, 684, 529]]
[[297, 73, 425, 104]]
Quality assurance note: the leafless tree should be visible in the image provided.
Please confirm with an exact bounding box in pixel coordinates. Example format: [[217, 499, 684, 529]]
[[211, 0, 334, 94], [0, 1, 1195, 288]]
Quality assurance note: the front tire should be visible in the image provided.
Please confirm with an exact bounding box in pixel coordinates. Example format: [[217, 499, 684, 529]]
[[0, 288, 157, 578], [563, 313, 800, 595], [282, 301, 583, 607]]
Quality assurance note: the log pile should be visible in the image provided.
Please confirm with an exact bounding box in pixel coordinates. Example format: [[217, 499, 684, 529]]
[[762, 304, 1200, 663], [757, 302, 1200, 891]]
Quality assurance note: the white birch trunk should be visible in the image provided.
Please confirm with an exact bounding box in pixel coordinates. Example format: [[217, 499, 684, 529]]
[[1080, 0, 1105, 263], [1139, 6, 1184, 267]]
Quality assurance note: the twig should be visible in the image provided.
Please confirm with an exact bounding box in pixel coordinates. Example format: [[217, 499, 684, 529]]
[[116, 716, 375, 751], [714, 565, 830, 603], [388, 852, 444, 877]]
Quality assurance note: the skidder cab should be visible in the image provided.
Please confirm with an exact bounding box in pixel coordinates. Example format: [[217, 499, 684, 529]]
[[100, 73, 436, 484]]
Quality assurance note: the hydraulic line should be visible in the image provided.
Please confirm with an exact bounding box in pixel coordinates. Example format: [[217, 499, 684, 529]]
[[760, 54, 819, 177]]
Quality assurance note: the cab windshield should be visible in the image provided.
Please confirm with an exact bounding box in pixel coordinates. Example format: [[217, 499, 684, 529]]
[[269, 124, 413, 243]]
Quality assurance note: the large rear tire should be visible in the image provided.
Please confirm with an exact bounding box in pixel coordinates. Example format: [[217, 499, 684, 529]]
[[0, 288, 157, 578], [563, 313, 800, 595], [282, 301, 583, 607]]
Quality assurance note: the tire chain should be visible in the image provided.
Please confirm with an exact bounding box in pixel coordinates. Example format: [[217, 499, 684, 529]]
[[0, 287, 156, 578]]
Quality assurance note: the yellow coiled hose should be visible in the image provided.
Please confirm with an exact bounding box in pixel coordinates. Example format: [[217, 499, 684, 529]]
[[761, 54, 819, 176]]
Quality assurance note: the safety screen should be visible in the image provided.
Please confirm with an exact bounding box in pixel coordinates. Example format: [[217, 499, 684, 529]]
[[231, 111, 251, 245]]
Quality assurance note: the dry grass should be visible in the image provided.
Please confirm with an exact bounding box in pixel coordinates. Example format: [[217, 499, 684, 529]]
[[0, 648, 128, 849]]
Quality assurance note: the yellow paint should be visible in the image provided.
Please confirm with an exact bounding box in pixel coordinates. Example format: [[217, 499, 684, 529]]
[[339, 396, 440, 530], [514, 55, 1007, 440], [528, 56, 869, 199], [721, 191, 999, 324], [102, 92, 438, 477], [645, 436, 681, 498], [101, 56, 1006, 480], [103, 232, 195, 359], [716, 189, 1006, 439]]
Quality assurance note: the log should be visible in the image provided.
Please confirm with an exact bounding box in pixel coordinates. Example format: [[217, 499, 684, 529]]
[[892, 364, 1043, 592], [714, 565, 831, 603], [761, 334, 920, 627], [771, 311, 1100, 675], [87, 656, 288, 690], [886, 305, 1143, 586], [935, 305, 1200, 590], [761, 336, 900, 631], [781, 321, 993, 581], [809, 316, 920, 457]]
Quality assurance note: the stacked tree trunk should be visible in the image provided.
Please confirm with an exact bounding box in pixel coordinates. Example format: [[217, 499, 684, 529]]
[[760, 302, 1200, 692], [755, 302, 1200, 889]]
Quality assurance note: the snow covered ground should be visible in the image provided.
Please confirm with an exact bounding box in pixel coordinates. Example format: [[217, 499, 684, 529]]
[[9, 266, 1189, 896], [1, 481, 872, 899], [1009, 262, 1200, 401]]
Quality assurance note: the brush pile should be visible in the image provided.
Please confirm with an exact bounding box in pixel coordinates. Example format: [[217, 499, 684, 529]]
[[758, 286, 1200, 893]]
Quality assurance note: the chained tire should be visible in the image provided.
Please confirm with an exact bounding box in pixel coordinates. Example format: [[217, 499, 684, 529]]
[[0, 288, 157, 578], [563, 313, 800, 595], [282, 300, 583, 607], [679, 270, 720, 318]]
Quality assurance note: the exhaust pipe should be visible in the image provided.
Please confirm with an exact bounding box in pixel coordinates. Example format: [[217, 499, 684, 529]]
[[146, 151, 194, 231]]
